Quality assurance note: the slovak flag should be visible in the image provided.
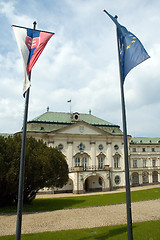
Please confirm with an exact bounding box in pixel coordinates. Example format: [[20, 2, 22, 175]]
[[12, 25, 54, 95]]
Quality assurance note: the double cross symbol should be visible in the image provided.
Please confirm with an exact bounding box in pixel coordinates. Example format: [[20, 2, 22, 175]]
[[25, 36, 40, 50]]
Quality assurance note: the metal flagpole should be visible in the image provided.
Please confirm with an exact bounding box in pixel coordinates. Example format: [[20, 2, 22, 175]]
[[70, 101, 71, 114], [15, 21, 37, 240], [115, 16, 133, 240], [67, 100, 71, 114]]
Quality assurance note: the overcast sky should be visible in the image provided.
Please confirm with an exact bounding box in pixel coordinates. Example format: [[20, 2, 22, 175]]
[[0, 0, 160, 137]]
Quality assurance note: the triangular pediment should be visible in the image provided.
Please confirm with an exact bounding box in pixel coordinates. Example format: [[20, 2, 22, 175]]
[[52, 121, 111, 136]]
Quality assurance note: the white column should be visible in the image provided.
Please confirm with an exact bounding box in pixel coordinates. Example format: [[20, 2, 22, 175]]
[[148, 172, 152, 183], [67, 141, 73, 170], [139, 172, 143, 185], [106, 142, 112, 167], [148, 157, 151, 167], [158, 172, 160, 182], [90, 141, 96, 169], [157, 156, 159, 168]]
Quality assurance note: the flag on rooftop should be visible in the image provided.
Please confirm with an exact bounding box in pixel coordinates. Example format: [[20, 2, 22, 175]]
[[12, 25, 54, 95], [67, 99, 71, 102], [104, 10, 150, 83]]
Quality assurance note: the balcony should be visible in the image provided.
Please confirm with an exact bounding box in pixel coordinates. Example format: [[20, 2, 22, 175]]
[[69, 165, 111, 172]]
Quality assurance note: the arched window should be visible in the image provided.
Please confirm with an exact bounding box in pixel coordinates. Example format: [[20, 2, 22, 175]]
[[99, 177, 103, 186], [152, 171, 158, 183], [142, 172, 149, 184], [132, 172, 139, 185]]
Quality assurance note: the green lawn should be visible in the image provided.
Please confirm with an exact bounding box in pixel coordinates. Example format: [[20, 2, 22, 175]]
[[0, 187, 159, 213], [0, 220, 160, 240]]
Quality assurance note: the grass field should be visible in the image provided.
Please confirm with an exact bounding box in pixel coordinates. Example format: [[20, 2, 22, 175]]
[[0, 220, 160, 240], [0, 187, 159, 239], [0, 187, 159, 213]]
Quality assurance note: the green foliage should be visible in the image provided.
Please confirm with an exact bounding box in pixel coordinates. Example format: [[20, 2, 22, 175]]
[[46, 147, 69, 188], [0, 220, 160, 240], [0, 135, 68, 206]]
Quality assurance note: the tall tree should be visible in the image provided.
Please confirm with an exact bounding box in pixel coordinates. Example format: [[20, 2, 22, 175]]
[[0, 135, 69, 206]]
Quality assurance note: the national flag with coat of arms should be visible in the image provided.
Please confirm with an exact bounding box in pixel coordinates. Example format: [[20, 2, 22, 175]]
[[12, 25, 54, 95]]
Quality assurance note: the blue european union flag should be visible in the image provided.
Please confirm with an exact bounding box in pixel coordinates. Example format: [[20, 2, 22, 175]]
[[104, 10, 150, 83]]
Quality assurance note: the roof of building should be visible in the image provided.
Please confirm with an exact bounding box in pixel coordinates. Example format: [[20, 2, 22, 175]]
[[30, 112, 115, 126], [130, 137, 160, 144], [27, 111, 123, 135]]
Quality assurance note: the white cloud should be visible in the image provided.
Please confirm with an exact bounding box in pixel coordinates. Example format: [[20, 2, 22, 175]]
[[0, 0, 160, 137], [0, 1, 33, 27]]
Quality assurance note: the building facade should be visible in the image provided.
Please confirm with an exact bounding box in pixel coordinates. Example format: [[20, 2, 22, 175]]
[[25, 111, 160, 194], [130, 138, 160, 187]]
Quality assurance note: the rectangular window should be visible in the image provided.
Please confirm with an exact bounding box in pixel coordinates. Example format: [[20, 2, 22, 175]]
[[98, 157, 103, 169], [152, 148, 155, 152], [114, 156, 119, 168], [132, 148, 136, 152], [75, 157, 80, 166], [152, 159, 156, 167], [133, 160, 137, 168], [143, 159, 147, 168], [82, 157, 87, 170], [142, 148, 145, 152]]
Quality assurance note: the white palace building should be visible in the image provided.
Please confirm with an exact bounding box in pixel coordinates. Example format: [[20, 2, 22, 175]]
[[25, 110, 160, 194]]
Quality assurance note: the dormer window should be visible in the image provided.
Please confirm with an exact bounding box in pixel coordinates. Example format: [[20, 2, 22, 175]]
[[75, 114, 78, 120], [72, 112, 79, 121]]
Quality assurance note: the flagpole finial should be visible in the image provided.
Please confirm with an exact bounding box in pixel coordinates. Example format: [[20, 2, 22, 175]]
[[33, 21, 37, 30]]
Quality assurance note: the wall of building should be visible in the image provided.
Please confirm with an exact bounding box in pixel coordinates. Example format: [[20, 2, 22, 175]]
[[28, 124, 160, 194]]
